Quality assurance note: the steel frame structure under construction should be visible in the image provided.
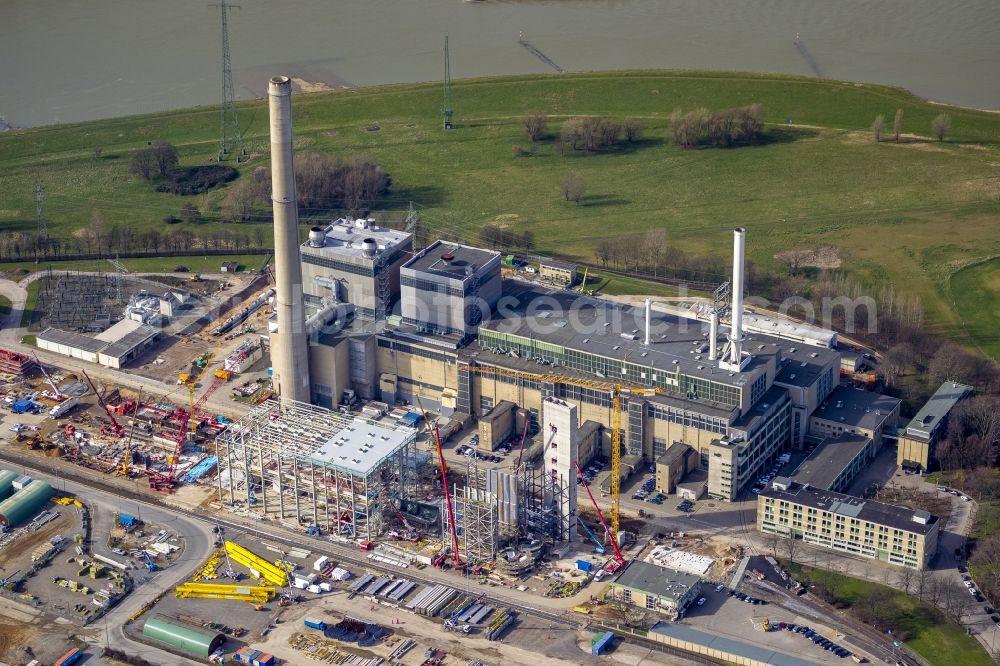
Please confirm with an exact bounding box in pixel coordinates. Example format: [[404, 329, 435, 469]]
[[214, 398, 417, 541]]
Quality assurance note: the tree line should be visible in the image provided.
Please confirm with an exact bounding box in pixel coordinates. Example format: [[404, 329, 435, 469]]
[[667, 104, 766, 149], [223, 151, 390, 222]]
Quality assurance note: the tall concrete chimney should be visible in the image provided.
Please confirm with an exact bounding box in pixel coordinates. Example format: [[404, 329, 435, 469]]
[[728, 227, 746, 367], [644, 298, 651, 346], [268, 76, 310, 404]]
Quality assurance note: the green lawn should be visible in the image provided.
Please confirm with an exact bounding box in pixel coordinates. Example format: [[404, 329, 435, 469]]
[[0, 295, 10, 319], [950, 258, 1000, 361], [1, 70, 999, 345], [790, 564, 991, 666]]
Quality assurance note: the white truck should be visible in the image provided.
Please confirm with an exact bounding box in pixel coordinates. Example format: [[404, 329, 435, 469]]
[[49, 397, 79, 418]]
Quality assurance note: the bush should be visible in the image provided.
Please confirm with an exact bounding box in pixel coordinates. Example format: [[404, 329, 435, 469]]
[[162, 215, 180, 225], [155, 165, 238, 195], [668, 104, 766, 149]]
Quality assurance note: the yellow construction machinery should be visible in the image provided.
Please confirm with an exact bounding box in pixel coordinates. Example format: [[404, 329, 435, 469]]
[[174, 582, 274, 602], [467, 364, 660, 539], [223, 541, 288, 587]]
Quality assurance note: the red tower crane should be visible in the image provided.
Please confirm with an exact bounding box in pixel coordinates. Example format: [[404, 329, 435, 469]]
[[433, 423, 461, 568]]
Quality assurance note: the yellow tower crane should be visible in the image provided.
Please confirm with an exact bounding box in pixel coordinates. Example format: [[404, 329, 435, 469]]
[[467, 364, 660, 538]]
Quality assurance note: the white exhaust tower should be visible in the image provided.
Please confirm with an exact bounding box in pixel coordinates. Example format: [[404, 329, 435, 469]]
[[268, 76, 310, 403], [721, 227, 749, 371]]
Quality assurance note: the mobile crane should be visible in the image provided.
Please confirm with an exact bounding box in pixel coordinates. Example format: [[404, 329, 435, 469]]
[[467, 364, 660, 538], [575, 461, 626, 572], [81, 370, 124, 438]]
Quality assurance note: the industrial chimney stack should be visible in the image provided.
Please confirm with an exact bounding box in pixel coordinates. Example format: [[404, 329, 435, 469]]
[[268, 76, 311, 404], [725, 227, 747, 370]]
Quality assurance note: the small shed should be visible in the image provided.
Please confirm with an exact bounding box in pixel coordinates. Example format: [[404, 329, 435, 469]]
[[221, 261, 239, 273]]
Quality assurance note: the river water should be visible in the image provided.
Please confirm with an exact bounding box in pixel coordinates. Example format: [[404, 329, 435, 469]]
[[3, 0, 999, 128]]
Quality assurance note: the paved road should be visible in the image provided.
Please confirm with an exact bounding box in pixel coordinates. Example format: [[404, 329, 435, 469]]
[[7, 462, 214, 665]]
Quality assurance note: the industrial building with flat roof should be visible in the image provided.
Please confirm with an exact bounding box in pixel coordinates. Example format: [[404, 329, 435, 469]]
[[37, 320, 159, 369], [300, 218, 413, 321], [809, 386, 900, 446], [400, 240, 502, 340], [758, 482, 938, 569], [609, 560, 702, 617], [787, 433, 875, 493], [897, 381, 973, 471]]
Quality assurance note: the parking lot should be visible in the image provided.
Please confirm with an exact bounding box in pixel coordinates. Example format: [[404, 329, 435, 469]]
[[683, 584, 859, 664]]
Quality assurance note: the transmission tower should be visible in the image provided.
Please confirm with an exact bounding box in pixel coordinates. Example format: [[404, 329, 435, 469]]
[[35, 178, 46, 238], [212, 0, 243, 162], [442, 35, 453, 130], [108, 256, 129, 304]]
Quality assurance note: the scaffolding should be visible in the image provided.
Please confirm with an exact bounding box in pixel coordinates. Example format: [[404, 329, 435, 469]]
[[518, 463, 567, 542], [214, 398, 417, 541], [445, 457, 499, 564]]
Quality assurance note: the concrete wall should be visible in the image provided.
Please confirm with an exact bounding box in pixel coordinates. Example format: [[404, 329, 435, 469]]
[[542, 398, 578, 542], [478, 400, 516, 451], [309, 337, 351, 409]]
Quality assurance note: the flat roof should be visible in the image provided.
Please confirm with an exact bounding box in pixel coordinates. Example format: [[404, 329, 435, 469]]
[[790, 434, 871, 490], [760, 483, 938, 535], [649, 622, 821, 666], [730, 385, 790, 434], [812, 386, 900, 431], [905, 381, 973, 441], [682, 300, 836, 348], [539, 258, 578, 271], [37, 327, 108, 354], [481, 400, 516, 422], [301, 218, 411, 260], [657, 442, 693, 467], [479, 282, 794, 389], [101, 324, 159, 359], [402, 240, 500, 279], [612, 560, 701, 600], [774, 344, 836, 388], [218, 399, 416, 478], [309, 417, 413, 476], [95, 318, 144, 343]]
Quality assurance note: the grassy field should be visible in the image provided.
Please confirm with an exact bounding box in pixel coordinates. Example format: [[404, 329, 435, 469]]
[[790, 563, 992, 666], [0, 295, 10, 320], [1, 70, 999, 345], [950, 258, 1000, 360]]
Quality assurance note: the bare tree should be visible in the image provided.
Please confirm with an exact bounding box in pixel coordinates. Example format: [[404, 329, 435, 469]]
[[153, 142, 179, 176], [784, 535, 801, 565], [764, 532, 782, 558], [880, 343, 916, 388], [129, 148, 154, 180], [224, 179, 259, 223], [622, 118, 644, 143], [932, 113, 952, 142], [595, 239, 612, 268], [893, 109, 904, 143], [521, 112, 547, 142], [871, 114, 885, 143], [898, 566, 913, 595], [560, 173, 586, 204]]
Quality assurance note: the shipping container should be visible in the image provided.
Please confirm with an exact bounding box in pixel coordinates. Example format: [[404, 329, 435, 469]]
[[53, 647, 82, 666], [303, 617, 327, 631]]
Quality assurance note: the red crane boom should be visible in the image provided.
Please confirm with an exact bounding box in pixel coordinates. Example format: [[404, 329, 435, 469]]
[[80, 370, 124, 437], [150, 374, 226, 492], [433, 424, 461, 567], [574, 461, 626, 572], [512, 417, 531, 471]]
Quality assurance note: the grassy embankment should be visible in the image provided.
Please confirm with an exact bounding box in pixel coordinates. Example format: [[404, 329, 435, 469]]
[[1, 70, 999, 346], [789, 563, 992, 666]]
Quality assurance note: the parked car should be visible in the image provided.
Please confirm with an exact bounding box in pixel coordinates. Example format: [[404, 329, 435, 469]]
[[697, 597, 706, 606]]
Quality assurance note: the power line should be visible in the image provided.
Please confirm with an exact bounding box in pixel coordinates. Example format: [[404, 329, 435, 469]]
[[35, 178, 46, 238], [211, 0, 244, 163], [443, 35, 453, 130]]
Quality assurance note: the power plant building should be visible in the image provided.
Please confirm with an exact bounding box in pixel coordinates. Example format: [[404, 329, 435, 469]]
[[300, 218, 413, 320], [400, 241, 502, 341]]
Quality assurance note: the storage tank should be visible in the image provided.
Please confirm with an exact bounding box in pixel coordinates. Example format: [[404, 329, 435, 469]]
[[0, 480, 53, 527], [0, 469, 20, 502], [142, 614, 225, 658]]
